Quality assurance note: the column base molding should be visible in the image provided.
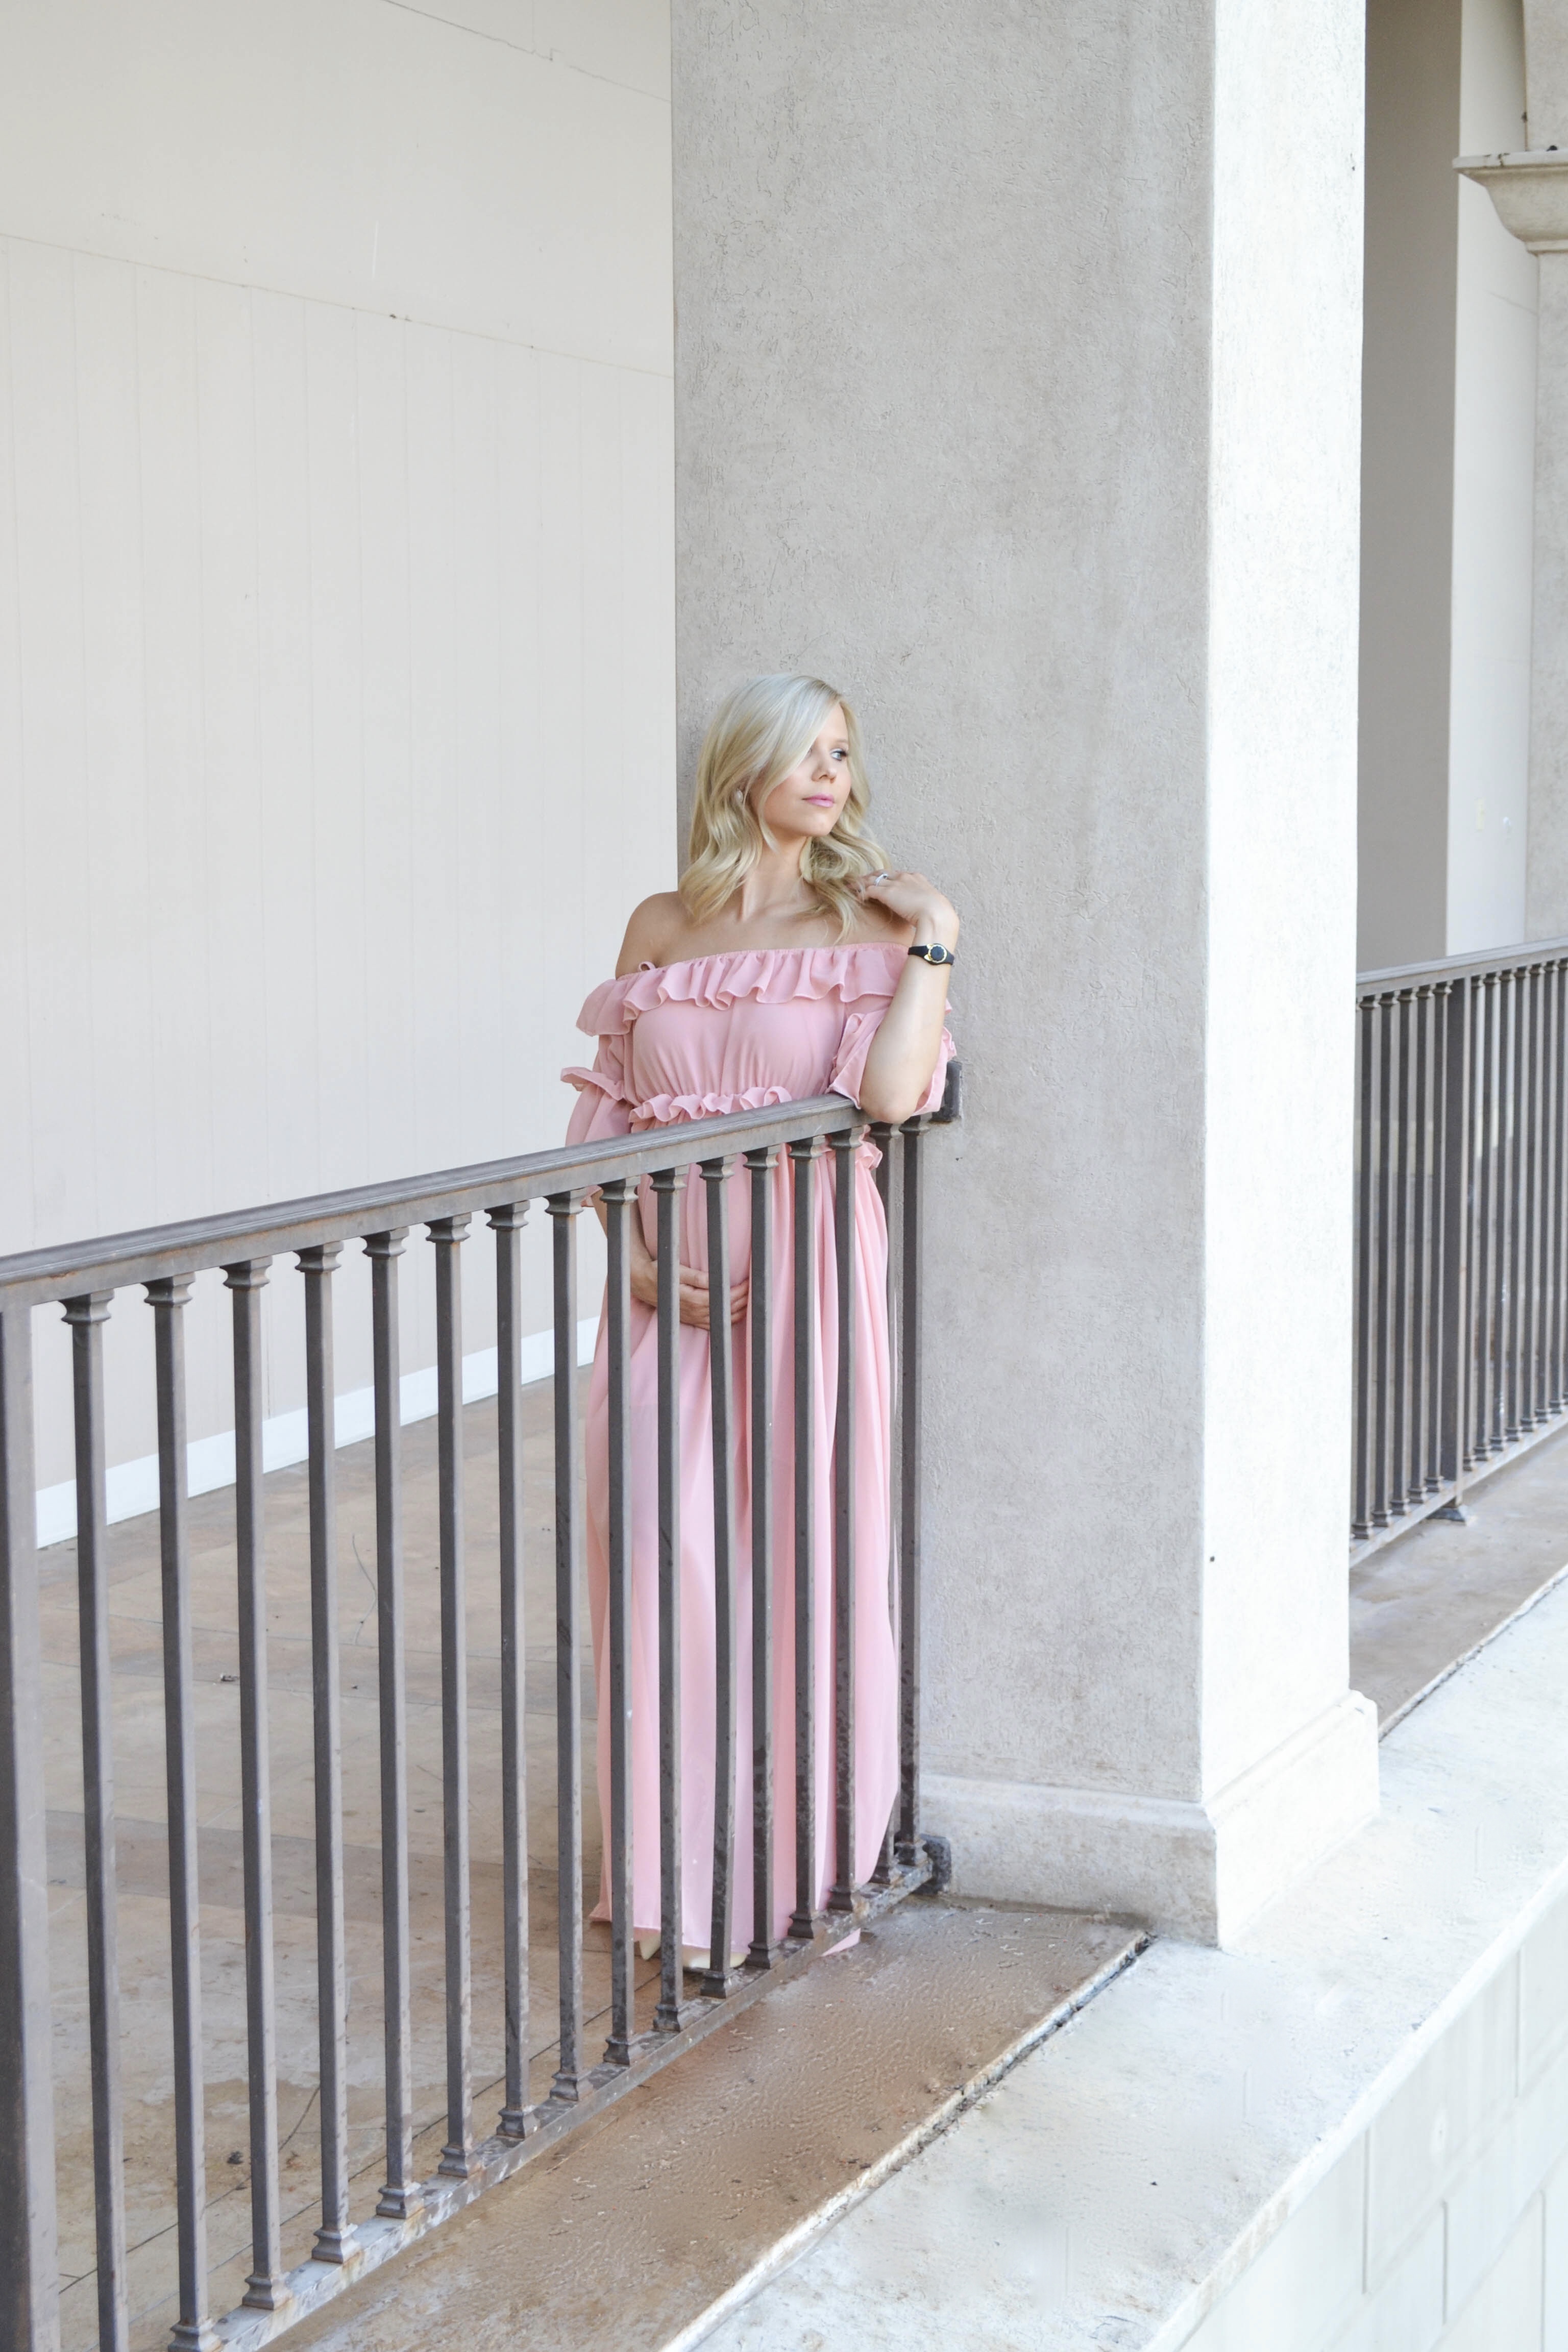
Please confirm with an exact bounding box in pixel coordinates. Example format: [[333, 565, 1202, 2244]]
[[923, 1689, 1379, 1945]]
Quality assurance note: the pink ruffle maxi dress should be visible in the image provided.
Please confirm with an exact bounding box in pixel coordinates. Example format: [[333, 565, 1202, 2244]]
[[562, 945, 954, 1950]]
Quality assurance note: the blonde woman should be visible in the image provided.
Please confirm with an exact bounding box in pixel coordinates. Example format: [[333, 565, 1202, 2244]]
[[563, 675, 958, 1963]]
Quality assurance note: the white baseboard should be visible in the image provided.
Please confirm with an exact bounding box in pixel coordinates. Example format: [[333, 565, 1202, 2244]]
[[35, 1316, 601, 1550]]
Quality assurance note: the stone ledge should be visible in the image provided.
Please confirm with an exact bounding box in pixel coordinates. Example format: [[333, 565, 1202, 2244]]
[[268, 1900, 1141, 2352], [699, 1567, 1568, 2348]]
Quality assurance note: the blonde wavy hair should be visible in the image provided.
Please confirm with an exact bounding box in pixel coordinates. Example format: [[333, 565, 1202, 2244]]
[[681, 674, 889, 939]]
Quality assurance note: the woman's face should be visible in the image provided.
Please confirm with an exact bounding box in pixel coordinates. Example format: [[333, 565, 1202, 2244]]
[[758, 704, 852, 844]]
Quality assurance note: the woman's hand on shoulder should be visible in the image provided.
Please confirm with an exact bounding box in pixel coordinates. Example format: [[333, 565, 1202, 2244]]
[[616, 893, 689, 978], [854, 870, 960, 952]]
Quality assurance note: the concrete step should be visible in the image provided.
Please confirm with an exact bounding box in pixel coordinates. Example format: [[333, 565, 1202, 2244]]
[[279, 1898, 1142, 2352]]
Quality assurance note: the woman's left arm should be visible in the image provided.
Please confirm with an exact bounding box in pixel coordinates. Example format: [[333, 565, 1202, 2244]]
[[854, 872, 960, 1125]]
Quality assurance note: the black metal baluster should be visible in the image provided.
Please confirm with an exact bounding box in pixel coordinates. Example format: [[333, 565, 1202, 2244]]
[[547, 1192, 591, 2091], [364, 1231, 422, 2219], [1508, 970, 1526, 1441], [745, 1146, 779, 1970], [1528, 962, 1550, 1424], [1437, 982, 1473, 1501], [488, 1205, 533, 2128], [1389, 991, 1413, 1517], [148, 1275, 219, 2350], [429, 1216, 479, 2169], [651, 1167, 685, 2031], [1544, 966, 1564, 1417], [1408, 992, 1435, 1499], [1352, 997, 1377, 1538], [1503, 969, 1525, 1441], [788, 1137, 821, 1943], [1543, 958, 1556, 1421], [703, 1157, 741, 1996], [0, 1303, 59, 2352], [1371, 997, 1395, 1526], [1523, 960, 1532, 1420], [299, 1244, 353, 2260], [600, 1178, 636, 2063], [1423, 989, 1446, 1495], [869, 1123, 897, 1888], [897, 1122, 926, 1864], [220, 1263, 289, 2308], [1431, 989, 1452, 1495], [1428, 987, 1450, 1497], [1406, 990, 1429, 1504], [64, 1291, 130, 2350], [1474, 976, 1500, 1462], [1557, 959, 1568, 1412], [1514, 964, 1523, 1439], [828, 1130, 860, 1915], [1560, 953, 1568, 1409], [1466, 978, 1495, 1467], [1522, 965, 1533, 1428], [1527, 962, 1546, 1425]]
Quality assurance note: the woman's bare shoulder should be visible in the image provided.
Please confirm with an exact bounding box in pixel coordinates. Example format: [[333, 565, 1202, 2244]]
[[616, 893, 692, 977]]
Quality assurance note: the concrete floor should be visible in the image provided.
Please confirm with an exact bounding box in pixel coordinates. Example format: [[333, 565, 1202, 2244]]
[[1349, 1420, 1568, 1728]]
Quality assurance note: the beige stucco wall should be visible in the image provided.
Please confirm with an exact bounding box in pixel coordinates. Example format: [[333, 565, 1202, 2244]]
[[673, 0, 1375, 1937], [0, 0, 677, 1498]]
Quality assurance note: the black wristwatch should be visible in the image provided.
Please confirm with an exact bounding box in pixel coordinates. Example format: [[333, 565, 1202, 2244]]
[[908, 942, 955, 968]]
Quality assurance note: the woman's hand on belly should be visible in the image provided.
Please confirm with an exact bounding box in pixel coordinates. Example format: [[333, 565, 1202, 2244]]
[[628, 1219, 749, 1329]]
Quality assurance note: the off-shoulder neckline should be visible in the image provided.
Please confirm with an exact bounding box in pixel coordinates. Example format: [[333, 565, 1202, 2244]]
[[578, 942, 913, 1036], [627, 941, 906, 979]]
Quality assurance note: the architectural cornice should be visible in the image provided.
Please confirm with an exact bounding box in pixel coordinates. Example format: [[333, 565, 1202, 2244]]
[[1455, 148, 1568, 251]]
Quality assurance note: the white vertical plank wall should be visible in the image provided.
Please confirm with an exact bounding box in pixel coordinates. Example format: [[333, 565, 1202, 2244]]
[[0, 0, 676, 1525]]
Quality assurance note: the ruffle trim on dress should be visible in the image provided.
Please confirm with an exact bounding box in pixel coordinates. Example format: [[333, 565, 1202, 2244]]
[[561, 1063, 624, 1101], [628, 1084, 793, 1130], [576, 944, 909, 1038], [561, 1069, 799, 1129]]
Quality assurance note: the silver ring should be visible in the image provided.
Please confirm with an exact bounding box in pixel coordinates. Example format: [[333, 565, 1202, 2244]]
[[868, 871, 892, 884]]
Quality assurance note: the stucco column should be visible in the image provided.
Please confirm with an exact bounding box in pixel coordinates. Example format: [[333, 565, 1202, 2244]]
[[672, 0, 1378, 1942], [1462, 9, 1568, 933]]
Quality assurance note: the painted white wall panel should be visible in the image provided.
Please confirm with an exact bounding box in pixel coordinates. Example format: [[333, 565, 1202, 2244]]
[[0, 2, 675, 1507], [1448, 0, 1538, 952], [0, 0, 672, 373], [380, 0, 670, 99], [1358, 0, 1537, 967]]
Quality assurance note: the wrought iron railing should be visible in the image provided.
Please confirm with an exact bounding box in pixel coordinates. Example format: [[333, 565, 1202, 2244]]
[[1353, 937, 1568, 1552], [0, 1094, 945, 2352]]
